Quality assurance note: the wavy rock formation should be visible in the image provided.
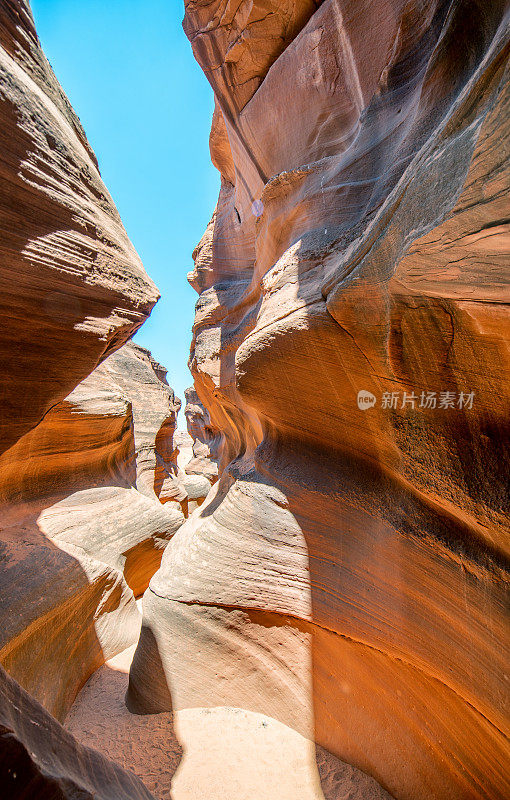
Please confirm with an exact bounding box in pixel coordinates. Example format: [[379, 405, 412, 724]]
[[159, 389, 220, 515], [0, 0, 179, 766], [0, 342, 183, 720], [129, 2, 510, 799], [183, 387, 221, 484], [96, 343, 182, 502], [0, 0, 159, 456], [0, 1, 186, 795]]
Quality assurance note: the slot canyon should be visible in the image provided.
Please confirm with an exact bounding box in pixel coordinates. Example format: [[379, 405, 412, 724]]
[[0, 1, 509, 799]]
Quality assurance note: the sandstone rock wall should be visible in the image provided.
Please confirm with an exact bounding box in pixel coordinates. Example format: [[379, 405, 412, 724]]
[[0, 0, 159, 456], [0, 663, 156, 800], [129, 3, 510, 799], [183, 387, 221, 481], [0, 342, 183, 720], [181, 386, 220, 507], [0, 0, 179, 736], [0, 8, 178, 788], [159, 388, 221, 515]]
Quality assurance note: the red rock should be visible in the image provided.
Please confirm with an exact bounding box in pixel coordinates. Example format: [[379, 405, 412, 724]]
[[129, 3, 510, 799], [0, 343, 183, 720], [159, 388, 220, 516], [0, 1, 159, 456], [183, 387, 220, 481], [0, 3, 175, 794]]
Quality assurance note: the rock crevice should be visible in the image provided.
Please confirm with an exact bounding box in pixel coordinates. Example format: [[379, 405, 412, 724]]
[[128, 2, 510, 799]]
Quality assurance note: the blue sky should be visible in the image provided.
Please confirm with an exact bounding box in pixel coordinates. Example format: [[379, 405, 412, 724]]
[[31, 0, 219, 409]]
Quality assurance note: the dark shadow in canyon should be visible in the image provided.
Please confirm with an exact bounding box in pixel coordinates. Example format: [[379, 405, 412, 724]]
[[126, 625, 183, 799], [0, 507, 109, 721], [126, 625, 175, 716]]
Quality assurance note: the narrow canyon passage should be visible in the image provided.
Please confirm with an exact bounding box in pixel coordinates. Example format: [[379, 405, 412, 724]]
[[63, 615, 392, 800], [0, 1, 509, 799], [58, 446, 391, 799]]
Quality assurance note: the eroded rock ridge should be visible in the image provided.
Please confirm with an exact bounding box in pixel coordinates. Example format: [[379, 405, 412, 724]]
[[0, 3, 171, 796]]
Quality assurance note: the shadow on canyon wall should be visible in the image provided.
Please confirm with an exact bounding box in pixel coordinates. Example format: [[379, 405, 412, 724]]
[[0, 90, 149, 456], [0, 512, 108, 720], [126, 1, 509, 798]]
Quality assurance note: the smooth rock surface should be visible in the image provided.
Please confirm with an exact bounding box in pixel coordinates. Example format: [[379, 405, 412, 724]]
[[159, 389, 220, 515], [0, 0, 159, 456], [66, 637, 393, 800], [0, 343, 183, 720], [129, 3, 510, 799], [183, 387, 221, 483], [0, 4, 174, 797]]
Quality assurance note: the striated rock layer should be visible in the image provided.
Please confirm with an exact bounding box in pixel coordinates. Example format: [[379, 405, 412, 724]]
[[129, 2, 510, 800], [0, 0, 159, 456], [0, 2, 176, 794], [159, 388, 220, 515], [183, 387, 221, 484], [0, 342, 183, 720], [0, 0, 179, 765]]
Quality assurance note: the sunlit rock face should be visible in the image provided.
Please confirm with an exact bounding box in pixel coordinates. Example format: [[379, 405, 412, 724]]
[[0, 342, 183, 720], [0, 0, 178, 742], [183, 387, 220, 484], [94, 343, 182, 504], [181, 386, 221, 507], [0, 2, 173, 793], [159, 388, 220, 515], [129, 2, 510, 799], [0, 0, 159, 457]]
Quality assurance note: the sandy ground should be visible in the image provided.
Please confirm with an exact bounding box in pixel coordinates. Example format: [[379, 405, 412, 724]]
[[65, 639, 392, 800]]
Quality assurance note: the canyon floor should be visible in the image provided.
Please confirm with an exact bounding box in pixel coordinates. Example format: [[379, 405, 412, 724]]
[[64, 604, 392, 800]]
